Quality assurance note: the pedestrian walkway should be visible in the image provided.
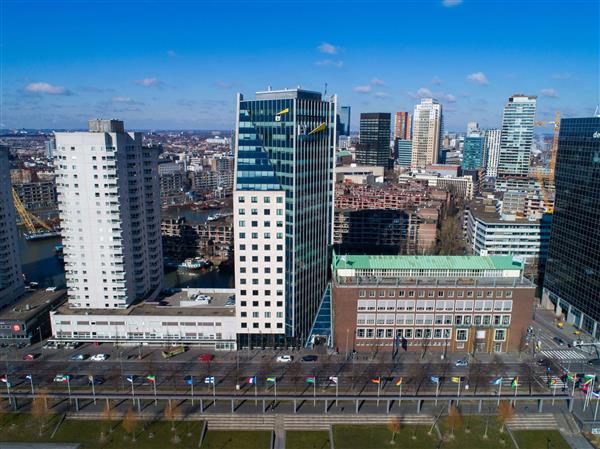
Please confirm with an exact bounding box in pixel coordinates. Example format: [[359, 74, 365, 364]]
[[507, 413, 557, 430], [541, 349, 588, 361], [555, 412, 595, 449]]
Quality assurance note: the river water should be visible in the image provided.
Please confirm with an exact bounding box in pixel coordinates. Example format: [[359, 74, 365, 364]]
[[18, 206, 234, 290]]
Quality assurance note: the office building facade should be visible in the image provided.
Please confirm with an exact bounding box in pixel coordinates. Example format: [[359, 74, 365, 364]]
[[0, 146, 25, 308], [338, 106, 351, 137], [411, 99, 443, 169], [395, 139, 412, 167], [543, 117, 600, 337], [497, 95, 537, 178], [234, 89, 336, 346], [485, 129, 501, 177], [54, 120, 163, 309], [394, 112, 412, 141], [462, 135, 486, 171], [356, 113, 391, 167]]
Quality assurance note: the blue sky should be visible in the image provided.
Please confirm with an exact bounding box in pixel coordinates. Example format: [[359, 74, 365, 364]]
[[2, 0, 598, 130]]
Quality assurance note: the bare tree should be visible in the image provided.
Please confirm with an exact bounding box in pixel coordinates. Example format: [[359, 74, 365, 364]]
[[164, 400, 178, 432], [518, 330, 529, 360], [447, 403, 462, 438], [102, 400, 113, 439], [387, 416, 402, 444], [122, 407, 139, 442], [31, 391, 51, 437], [497, 400, 514, 433]]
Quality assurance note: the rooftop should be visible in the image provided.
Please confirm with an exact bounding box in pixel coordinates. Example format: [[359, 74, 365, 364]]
[[332, 252, 524, 272], [0, 290, 67, 322]]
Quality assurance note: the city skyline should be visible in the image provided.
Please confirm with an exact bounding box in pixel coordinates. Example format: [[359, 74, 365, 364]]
[[2, 0, 598, 131]]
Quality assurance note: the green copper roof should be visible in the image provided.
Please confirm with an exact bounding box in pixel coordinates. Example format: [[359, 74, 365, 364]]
[[336, 150, 352, 157], [332, 253, 523, 271]]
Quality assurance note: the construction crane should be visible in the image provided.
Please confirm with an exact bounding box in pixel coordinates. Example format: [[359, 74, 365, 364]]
[[533, 111, 560, 213], [11, 188, 58, 240]]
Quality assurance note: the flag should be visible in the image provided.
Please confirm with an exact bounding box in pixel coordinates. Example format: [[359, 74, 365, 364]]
[[430, 376, 439, 384], [451, 377, 461, 384], [247, 376, 256, 385], [549, 377, 558, 386], [26, 374, 33, 381], [0, 376, 7, 383], [204, 376, 215, 384], [147, 375, 156, 383], [371, 377, 381, 384], [329, 376, 338, 384], [126, 376, 135, 383], [275, 108, 289, 116], [306, 376, 316, 384], [583, 376, 594, 386], [186, 377, 194, 386], [308, 122, 327, 135], [395, 378, 403, 386], [566, 372, 575, 382], [511, 377, 519, 388], [593, 390, 600, 399], [490, 377, 503, 385], [266, 377, 276, 383]]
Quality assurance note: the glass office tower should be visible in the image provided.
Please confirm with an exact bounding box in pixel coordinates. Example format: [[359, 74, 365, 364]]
[[462, 135, 486, 170], [234, 88, 336, 347], [356, 112, 391, 167], [543, 117, 600, 338], [338, 106, 351, 137]]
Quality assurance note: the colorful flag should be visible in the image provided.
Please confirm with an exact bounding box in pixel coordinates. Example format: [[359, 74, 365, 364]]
[[266, 377, 276, 383], [204, 376, 215, 384], [511, 377, 519, 388], [306, 377, 316, 384], [26, 374, 33, 381], [371, 377, 381, 384], [430, 376, 439, 384], [566, 372, 575, 382], [395, 378, 403, 386], [0, 376, 8, 383], [583, 376, 594, 386], [592, 390, 600, 399], [329, 376, 338, 384], [451, 377, 461, 384], [147, 375, 156, 383], [490, 377, 503, 385], [549, 377, 558, 386], [247, 376, 256, 385]]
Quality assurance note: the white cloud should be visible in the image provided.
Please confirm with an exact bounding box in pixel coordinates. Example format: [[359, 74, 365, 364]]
[[25, 82, 72, 95], [215, 81, 235, 89], [540, 88, 558, 98], [442, 0, 463, 6], [316, 59, 344, 68], [112, 96, 134, 103], [431, 76, 442, 85], [134, 77, 161, 87], [466, 72, 489, 85], [373, 92, 391, 99], [353, 85, 372, 94], [415, 87, 433, 98], [371, 78, 385, 86], [441, 93, 457, 103], [552, 72, 574, 80], [318, 42, 339, 55]]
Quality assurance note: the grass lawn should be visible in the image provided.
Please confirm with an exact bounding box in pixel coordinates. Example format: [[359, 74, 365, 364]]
[[201, 430, 271, 448], [332, 424, 437, 449], [438, 415, 514, 448], [286, 430, 330, 449], [513, 430, 571, 449], [0, 412, 203, 448]]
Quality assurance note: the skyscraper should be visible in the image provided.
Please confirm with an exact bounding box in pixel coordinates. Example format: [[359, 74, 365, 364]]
[[234, 88, 336, 346], [395, 139, 412, 167], [462, 135, 485, 171], [0, 146, 25, 308], [338, 106, 351, 137], [497, 95, 537, 178], [393, 112, 412, 140], [484, 129, 501, 177], [543, 117, 600, 337], [411, 98, 443, 169], [356, 113, 391, 167], [55, 120, 163, 309], [467, 121, 480, 136]]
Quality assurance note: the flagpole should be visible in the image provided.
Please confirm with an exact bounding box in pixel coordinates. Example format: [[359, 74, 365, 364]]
[[153, 377, 157, 405], [274, 378, 277, 398], [435, 381, 439, 406], [498, 381, 502, 406], [90, 375, 96, 404], [457, 377, 461, 402], [254, 379, 257, 406], [131, 377, 135, 405], [29, 375, 35, 396], [399, 381, 402, 406], [595, 394, 600, 421], [377, 378, 380, 406], [552, 382, 556, 406], [191, 376, 194, 406], [67, 377, 72, 404], [336, 381, 338, 406]]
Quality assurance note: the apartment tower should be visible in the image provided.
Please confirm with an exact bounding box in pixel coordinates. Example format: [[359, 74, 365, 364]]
[[411, 98, 443, 169]]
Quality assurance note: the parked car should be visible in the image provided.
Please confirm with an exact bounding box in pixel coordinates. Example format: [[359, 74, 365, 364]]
[[302, 355, 318, 362], [90, 354, 108, 361], [197, 354, 215, 362], [276, 355, 293, 363], [455, 359, 469, 367], [70, 353, 88, 361], [42, 341, 57, 350], [22, 353, 38, 361], [53, 374, 71, 383], [45, 286, 57, 292]]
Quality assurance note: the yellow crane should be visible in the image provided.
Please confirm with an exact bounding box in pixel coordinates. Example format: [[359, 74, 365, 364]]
[[533, 111, 560, 213], [12, 188, 53, 233]]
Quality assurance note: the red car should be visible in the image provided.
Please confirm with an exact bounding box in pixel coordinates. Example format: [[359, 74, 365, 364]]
[[197, 354, 214, 362], [22, 353, 37, 361]]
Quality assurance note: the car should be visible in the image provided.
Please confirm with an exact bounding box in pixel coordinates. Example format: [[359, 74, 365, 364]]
[[22, 353, 37, 361], [302, 355, 318, 362], [45, 286, 57, 292], [64, 342, 81, 349], [70, 353, 88, 361], [197, 354, 215, 362], [574, 329, 582, 335], [42, 341, 57, 350], [276, 355, 293, 363], [53, 374, 71, 383], [90, 354, 108, 361], [588, 359, 600, 366], [455, 359, 469, 367], [553, 337, 566, 346]]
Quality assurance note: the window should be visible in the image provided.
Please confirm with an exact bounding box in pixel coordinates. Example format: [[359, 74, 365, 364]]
[[377, 329, 385, 339], [238, 196, 245, 203], [494, 329, 506, 341], [359, 290, 366, 298], [456, 329, 468, 341], [357, 329, 366, 338]]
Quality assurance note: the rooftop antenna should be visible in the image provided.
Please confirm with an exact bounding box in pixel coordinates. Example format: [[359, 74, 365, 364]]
[[595, 105, 600, 117], [324, 82, 328, 98]]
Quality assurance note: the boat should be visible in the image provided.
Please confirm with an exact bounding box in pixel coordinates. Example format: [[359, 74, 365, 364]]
[[24, 230, 61, 241], [177, 257, 209, 270]]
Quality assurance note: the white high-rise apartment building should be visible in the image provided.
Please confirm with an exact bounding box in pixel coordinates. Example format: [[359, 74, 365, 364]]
[[497, 94, 537, 178], [467, 121, 480, 136], [411, 98, 443, 169], [0, 145, 25, 308], [484, 129, 501, 177], [54, 120, 162, 309]]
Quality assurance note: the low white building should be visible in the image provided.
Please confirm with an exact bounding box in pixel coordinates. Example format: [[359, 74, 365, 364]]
[[399, 171, 474, 199], [50, 288, 237, 350], [335, 164, 385, 184]]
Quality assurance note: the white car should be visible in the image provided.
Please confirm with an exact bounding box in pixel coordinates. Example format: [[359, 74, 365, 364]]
[[53, 374, 70, 383], [276, 355, 293, 363], [90, 354, 108, 361]]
